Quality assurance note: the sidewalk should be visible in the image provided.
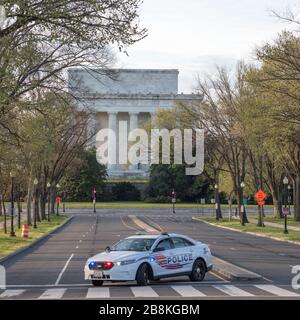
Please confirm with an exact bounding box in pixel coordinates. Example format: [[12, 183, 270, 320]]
[[234, 216, 300, 232]]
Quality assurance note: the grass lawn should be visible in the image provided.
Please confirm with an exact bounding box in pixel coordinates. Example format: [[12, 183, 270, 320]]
[[194, 216, 300, 243], [0, 215, 68, 258], [62, 201, 275, 209]]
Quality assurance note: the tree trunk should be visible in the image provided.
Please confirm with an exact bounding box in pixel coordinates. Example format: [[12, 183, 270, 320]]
[[17, 185, 22, 229], [272, 196, 283, 219], [26, 183, 32, 226], [1, 195, 7, 233], [40, 193, 47, 220], [294, 176, 300, 221], [37, 193, 41, 222], [50, 186, 56, 214]]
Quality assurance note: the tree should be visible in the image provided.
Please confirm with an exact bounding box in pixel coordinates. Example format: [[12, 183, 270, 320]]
[[0, 0, 146, 143], [248, 31, 300, 221], [61, 148, 107, 201], [178, 63, 250, 224]]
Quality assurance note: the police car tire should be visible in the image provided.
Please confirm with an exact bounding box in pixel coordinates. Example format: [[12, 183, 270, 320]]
[[136, 263, 150, 286], [92, 280, 104, 286], [189, 259, 206, 282]]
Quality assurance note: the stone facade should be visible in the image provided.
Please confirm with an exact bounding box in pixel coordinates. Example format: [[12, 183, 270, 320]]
[[68, 68, 202, 179]]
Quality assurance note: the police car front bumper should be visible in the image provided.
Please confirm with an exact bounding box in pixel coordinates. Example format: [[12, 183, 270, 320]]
[[84, 264, 138, 281]]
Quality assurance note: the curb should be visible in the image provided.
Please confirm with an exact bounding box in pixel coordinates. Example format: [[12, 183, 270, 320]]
[[212, 257, 262, 281], [0, 216, 74, 264], [192, 217, 300, 247]]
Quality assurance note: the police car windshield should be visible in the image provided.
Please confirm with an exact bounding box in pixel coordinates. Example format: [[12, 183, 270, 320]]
[[112, 238, 156, 252]]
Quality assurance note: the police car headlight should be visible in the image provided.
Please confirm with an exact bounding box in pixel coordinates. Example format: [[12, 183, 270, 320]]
[[116, 259, 136, 266]]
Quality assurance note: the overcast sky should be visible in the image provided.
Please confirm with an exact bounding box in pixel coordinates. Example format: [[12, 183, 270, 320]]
[[115, 0, 298, 93]]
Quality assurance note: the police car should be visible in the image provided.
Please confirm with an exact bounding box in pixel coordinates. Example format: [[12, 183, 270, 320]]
[[84, 233, 213, 286]]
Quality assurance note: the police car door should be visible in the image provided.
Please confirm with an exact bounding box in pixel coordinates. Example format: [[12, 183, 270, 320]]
[[151, 238, 175, 277], [170, 237, 195, 273]]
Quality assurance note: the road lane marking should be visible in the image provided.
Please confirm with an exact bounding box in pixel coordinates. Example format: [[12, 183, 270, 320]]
[[209, 271, 228, 281], [255, 285, 300, 297], [86, 287, 110, 299], [213, 285, 254, 297], [171, 285, 206, 297], [143, 216, 165, 232], [55, 253, 74, 285], [38, 288, 66, 299], [0, 290, 25, 298], [128, 215, 159, 233], [131, 286, 159, 297], [120, 216, 139, 231]]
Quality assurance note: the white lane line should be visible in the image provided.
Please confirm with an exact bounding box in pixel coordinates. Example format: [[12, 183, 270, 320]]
[[213, 285, 254, 297], [171, 285, 206, 297], [255, 285, 300, 297], [86, 287, 110, 299], [130, 286, 159, 297], [39, 288, 66, 299], [0, 289, 25, 298], [55, 253, 74, 286]]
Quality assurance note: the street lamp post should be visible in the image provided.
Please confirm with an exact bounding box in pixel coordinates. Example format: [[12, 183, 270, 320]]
[[56, 184, 60, 216], [33, 178, 38, 228], [214, 184, 222, 220], [171, 190, 176, 214], [47, 183, 51, 222], [283, 176, 289, 234], [240, 181, 246, 226], [10, 171, 16, 237], [93, 188, 97, 214]]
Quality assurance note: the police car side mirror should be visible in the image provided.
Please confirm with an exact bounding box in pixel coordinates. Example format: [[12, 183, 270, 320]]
[[105, 246, 111, 253]]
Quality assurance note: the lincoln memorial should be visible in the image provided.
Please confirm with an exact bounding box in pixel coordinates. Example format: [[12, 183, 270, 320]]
[[68, 68, 202, 179]]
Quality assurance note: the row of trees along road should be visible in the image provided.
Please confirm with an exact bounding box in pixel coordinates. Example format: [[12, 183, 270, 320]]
[[0, 1, 146, 231], [154, 17, 300, 223]]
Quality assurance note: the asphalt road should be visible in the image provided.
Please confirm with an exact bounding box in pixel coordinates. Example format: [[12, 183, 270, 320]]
[[0, 210, 299, 300]]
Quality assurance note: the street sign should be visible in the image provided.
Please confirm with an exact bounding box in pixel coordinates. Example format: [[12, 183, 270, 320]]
[[255, 189, 267, 201], [211, 198, 215, 204], [172, 198, 176, 203], [283, 207, 289, 215], [201, 198, 205, 205], [255, 190, 267, 206], [56, 197, 62, 204]]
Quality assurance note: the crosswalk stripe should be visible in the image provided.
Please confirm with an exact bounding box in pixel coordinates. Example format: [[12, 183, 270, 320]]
[[86, 287, 110, 299], [130, 286, 159, 297], [213, 285, 254, 297], [171, 285, 206, 297], [255, 285, 300, 297], [0, 290, 25, 298], [38, 288, 66, 299]]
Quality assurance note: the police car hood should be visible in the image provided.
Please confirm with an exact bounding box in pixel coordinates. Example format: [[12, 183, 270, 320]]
[[90, 251, 147, 262]]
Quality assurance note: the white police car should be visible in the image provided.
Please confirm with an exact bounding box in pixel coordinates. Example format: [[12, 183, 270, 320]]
[[84, 233, 213, 286]]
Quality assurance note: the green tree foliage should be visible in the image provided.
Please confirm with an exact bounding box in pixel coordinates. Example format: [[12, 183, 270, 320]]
[[111, 182, 140, 201], [146, 164, 212, 202], [61, 148, 107, 201]]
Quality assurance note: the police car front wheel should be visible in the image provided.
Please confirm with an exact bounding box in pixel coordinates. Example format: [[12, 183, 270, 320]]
[[189, 259, 206, 282], [136, 263, 151, 286]]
